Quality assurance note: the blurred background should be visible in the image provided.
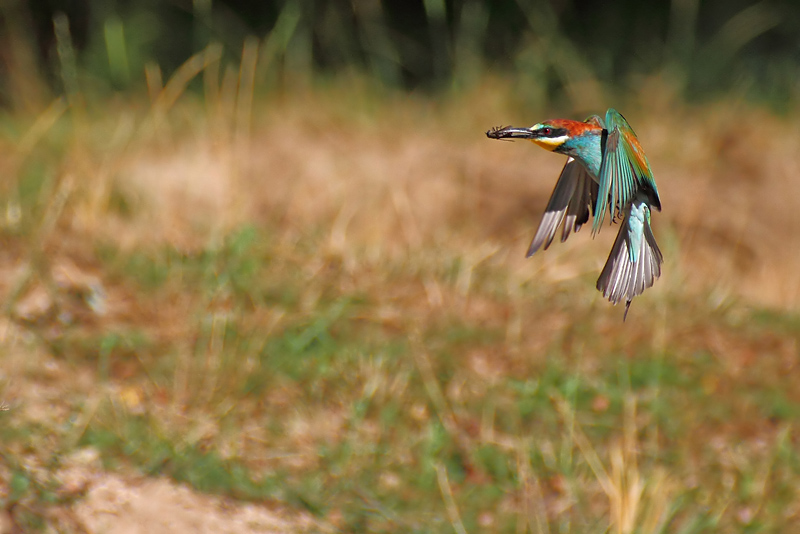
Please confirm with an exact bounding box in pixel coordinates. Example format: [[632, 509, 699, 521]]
[[1, 1, 800, 532], [3, 0, 800, 108]]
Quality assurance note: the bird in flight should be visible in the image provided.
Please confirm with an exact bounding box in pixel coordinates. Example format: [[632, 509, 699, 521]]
[[487, 109, 662, 319]]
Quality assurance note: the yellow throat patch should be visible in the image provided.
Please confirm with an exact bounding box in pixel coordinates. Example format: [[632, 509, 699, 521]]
[[530, 136, 568, 151]]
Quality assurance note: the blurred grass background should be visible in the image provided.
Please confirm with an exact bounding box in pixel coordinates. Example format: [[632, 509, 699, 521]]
[[1, 0, 800, 532]]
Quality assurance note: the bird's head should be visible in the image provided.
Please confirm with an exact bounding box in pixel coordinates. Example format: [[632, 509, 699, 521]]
[[486, 119, 599, 153]]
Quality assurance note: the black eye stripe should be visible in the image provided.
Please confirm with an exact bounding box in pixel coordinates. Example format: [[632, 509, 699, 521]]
[[537, 127, 567, 138]]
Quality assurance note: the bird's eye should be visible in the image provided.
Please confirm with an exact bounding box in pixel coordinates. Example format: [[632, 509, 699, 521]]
[[542, 127, 552, 136]]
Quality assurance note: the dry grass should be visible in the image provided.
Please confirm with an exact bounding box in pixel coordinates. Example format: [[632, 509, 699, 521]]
[[64, 80, 800, 309], [1, 71, 800, 532]]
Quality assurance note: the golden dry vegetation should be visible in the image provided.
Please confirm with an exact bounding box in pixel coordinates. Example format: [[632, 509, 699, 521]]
[[1, 68, 800, 532]]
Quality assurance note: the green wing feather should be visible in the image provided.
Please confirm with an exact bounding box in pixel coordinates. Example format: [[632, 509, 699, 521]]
[[591, 109, 660, 235]]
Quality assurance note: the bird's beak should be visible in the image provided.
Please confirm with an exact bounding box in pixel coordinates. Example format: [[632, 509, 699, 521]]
[[486, 126, 536, 140]]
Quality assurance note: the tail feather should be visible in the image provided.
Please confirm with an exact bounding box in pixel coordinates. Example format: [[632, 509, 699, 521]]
[[596, 202, 662, 312]]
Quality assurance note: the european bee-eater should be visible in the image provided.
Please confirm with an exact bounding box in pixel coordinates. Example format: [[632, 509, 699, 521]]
[[486, 109, 662, 319]]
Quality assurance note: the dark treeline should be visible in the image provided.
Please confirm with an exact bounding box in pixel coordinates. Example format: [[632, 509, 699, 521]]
[[2, 0, 799, 105]]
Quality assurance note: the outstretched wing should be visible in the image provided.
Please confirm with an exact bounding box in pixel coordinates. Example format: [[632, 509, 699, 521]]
[[527, 114, 604, 256], [527, 157, 598, 256], [592, 109, 661, 235]]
